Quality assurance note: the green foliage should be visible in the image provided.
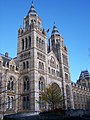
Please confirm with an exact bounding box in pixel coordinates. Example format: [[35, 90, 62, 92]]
[[40, 84, 63, 110]]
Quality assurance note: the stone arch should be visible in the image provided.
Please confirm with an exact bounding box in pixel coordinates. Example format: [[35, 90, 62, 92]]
[[66, 85, 71, 109], [51, 82, 61, 92], [50, 82, 62, 109]]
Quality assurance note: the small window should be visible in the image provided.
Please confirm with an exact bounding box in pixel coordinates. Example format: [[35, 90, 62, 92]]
[[7, 81, 10, 90], [29, 36, 31, 48], [26, 61, 29, 69], [48, 67, 50, 73], [25, 38, 28, 49], [39, 77, 45, 91], [22, 39, 24, 50], [11, 81, 14, 90], [23, 62, 25, 69], [57, 65, 58, 69], [0, 61, 1, 67], [12, 66, 14, 71], [10, 65, 12, 70], [23, 77, 29, 91], [23, 96, 30, 110]]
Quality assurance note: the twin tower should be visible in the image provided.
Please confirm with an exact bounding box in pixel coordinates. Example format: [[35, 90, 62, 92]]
[[17, 2, 74, 112]]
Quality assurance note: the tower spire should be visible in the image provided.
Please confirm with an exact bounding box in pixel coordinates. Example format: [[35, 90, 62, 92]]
[[28, 1, 38, 16], [51, 23, 60, 36]]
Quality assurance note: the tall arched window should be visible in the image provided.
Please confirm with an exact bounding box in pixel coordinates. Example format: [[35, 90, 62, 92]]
[[7, 76, 15, 91], [7, 96, 14, 109], [11, 81, 14, 90], [42, 40, 45, 50], [65, 73, 69, 82], [39, 96, 45, 109], [23, 76, 29, 91], [36, 36, 39, 47], [7, 81, 10, 90], [39, 61, 41, 69], [0, 61, 1, 67], [23, 96, 30, 110], [25, 38, 28, 49], [39, 38, 41, 48], [22, 39, 24, 50], [39, 77, 45, 91], [23, 62, 25, 69], [29, 36, 31, 48], [26, 61, 29, 69], [42, 63, 44, 70]]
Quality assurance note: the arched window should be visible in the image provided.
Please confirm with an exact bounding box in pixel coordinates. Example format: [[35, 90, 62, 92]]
[[39, 77, 45, 91], [39, 61, 41, 69], [10, 65, 12, 70], [8, 96, 10, 108], [25, 38, 28, 49], [23, 77, 29, 91], [23, 62, 25, 69], [39, 96, 45, 109], [22, 39, 24, 50], [12, 66, 14, 71], [23, 96, 30, 110], [48, 67, 50, 73], [65, 73, 69, 82], [39, 38, 41, 48], [50, 56, 56, 68], [42, 63, 44, 70], [7, 76, 15, 91], [10, 65, 15, 71], [11, 81, 14, 90], [36, 36, 39, 47], [26, 61, 29, 69], [0, 61, 1, 67], [7, 62, 9, 68], [24, 81, 26, 91], [29, 36, 31, 48], [10, 97, 13, 109], [41, 40, 44, 50], [7, 96, 14, 109], [7, 81, 10, 90], [73, 92, 76, 102], [39, 61, 44, 70]]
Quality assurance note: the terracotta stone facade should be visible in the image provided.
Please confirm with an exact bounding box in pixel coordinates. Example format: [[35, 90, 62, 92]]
[[0, 2, 90, 119]]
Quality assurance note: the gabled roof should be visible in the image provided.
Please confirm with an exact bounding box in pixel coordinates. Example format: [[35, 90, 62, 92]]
[[48, 51, 59, 64]]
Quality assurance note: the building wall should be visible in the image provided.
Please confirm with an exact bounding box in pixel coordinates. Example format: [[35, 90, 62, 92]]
[[0, 2, 90, 118], [0, 57, 19, 116], [72, 82, 90, 110]]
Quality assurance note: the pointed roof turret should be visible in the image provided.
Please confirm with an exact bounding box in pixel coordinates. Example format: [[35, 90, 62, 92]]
[[28, 1, 37, 16], [79, 70, 90, 79], [51, 23, 60, 36]]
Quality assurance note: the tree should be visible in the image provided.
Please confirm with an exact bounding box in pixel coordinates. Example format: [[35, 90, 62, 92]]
[[40, 84, 63, 111]]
